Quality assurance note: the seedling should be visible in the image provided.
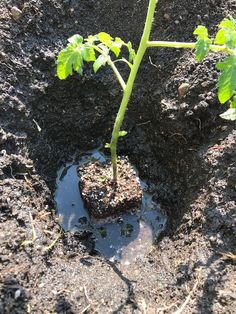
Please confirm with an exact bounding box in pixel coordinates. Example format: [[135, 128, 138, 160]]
[[57, 0, 236, 182]]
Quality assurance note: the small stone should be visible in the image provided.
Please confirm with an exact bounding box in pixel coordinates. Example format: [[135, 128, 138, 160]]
[[0, 52, 7, 61], [14, 289, 21, 300], [201, 81, 209, 88], [11, 6, 22, 21], [164, 13, 171, 21], [178, 83, 190, 97]]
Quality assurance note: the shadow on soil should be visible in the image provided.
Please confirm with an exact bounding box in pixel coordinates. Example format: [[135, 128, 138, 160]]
[[0, 277, 28, 314], [55, 295, 73, 314]]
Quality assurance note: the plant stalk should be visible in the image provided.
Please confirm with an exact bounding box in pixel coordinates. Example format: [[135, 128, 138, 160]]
[[109, 0, 158, 181], [93, 46, 127, 91], [147, 41, 229, 52]]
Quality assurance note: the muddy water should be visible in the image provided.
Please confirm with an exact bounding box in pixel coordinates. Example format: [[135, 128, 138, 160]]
[[55, 149, 167, 264]]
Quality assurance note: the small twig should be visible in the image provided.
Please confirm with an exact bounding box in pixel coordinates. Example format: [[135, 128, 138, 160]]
[[9, 165, 16, 179], [156, 269, 201, 314], [195, 118, 202, 131], [83, 286, 92, 303], [218, 251, 236, 261], [80, 286, 100, 314], [43, 230, 62, 251], [37, 211, 51, 220], [173, 277, 199, 314], [169, 133, 187, 144], [137, 120, 151, 126], [21, 212, 36, 246], [79, 304, 91, 314], [156, 303, 179, 313], [32, 119, 42, 132], [149, 56, 158, 68]]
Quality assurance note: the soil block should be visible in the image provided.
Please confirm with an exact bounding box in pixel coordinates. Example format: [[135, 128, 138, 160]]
[[78, 157, 143, 219]]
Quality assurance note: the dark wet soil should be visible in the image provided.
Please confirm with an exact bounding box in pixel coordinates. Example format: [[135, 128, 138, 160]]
[[79, 157, 143, 219], [54, 149, 166, 265], [0, 0, 236, 313]]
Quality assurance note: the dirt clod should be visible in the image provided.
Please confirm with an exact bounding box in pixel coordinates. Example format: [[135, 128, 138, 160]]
[[79, 158, 143, 219], [10, 6, 22, 21], [178, 82, 190, 97]]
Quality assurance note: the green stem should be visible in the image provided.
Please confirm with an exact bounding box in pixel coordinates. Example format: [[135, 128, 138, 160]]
[[109, 0, 158, 181], [93, 46, 126, 91], [113, 58, 133, 69], [147, 41, 228, 52]]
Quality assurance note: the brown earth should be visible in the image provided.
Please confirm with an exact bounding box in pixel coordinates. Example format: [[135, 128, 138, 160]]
[[79, 157, 143, 219], [0, 0, 236, 313]]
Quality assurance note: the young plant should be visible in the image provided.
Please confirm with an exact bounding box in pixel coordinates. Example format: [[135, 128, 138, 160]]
[[57, 0, 236, 182]]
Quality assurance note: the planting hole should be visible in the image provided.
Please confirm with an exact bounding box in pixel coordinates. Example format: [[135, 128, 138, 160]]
[[55, 149, 167, 264]]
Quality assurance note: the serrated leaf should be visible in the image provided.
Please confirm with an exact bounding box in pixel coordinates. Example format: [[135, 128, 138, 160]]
[[214, 17, 236, 48], [115, 37, 124, 47], [219, 18, 236, 31], [93, 55, 107, 73], [194, 25, 209, 37], [68, 34, 83, 45], [127, 41, 136, 63], [110, 45, 120, 57], [216, 55, 236, 103], [193, 26, 211, 62], [81, 46, 96, 62], [109, 37, 124, 57], [104, 143, 111, 148], [57, 34, 87, 79], [86, 35, 97, 45], [219, 108, 236, 120], [214, 29, 228, 45], [57, 45, 83, 79], [97, 32, 113, 45], [119, 131, 127, 137]]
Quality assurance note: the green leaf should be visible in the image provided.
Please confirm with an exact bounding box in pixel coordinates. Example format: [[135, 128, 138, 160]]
[[97, 32, 113, 45], [194, 25, 209, 37], [216, 55, 236, 103], [219, 108, 236, 120], [230, 96, 236, 108], [98, 43, 109, 55], [81, 46, 96, 62], [214, 17, 236, 48], [220, 95, 236, 120], [93, 55, 107, 73], [193, 26, 211, 62], [111, 37, 124, 57], [214, 29, 228, 45], [57, 45, 83, 79], [86, 35, 97, 45], [68, 34, 83, 45], [219, 18, 236, 31], [109, 38, 124, 57], [57, 34, 86, 79], [119, 131, 127, 137], [127, 41, 136, 63], [115, 37, 124, 47], [104, 143, 111, 148], [110, 45, 120, 57]]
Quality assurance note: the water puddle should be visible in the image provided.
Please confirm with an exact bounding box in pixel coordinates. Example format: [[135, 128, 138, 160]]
[[54, 149, 167, 264]]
